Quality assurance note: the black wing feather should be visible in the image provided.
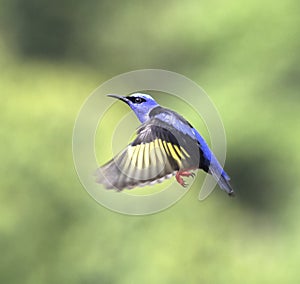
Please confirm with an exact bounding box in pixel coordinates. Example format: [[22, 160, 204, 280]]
[[95, 118, 203, 190]]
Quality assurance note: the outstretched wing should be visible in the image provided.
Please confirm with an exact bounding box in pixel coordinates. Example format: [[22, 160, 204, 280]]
[[95, 118, 202, 190]]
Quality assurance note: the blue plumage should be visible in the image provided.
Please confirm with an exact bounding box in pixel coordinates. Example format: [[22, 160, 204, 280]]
[[97, 93, 234, 196]]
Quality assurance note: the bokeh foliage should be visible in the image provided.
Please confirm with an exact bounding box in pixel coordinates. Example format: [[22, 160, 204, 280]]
[[1, 0, 300, 283]]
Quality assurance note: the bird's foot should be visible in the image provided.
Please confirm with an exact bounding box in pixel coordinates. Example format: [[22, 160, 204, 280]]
[[175, 170, 196, 187]]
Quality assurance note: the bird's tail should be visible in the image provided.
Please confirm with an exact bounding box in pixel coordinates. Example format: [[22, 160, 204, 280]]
[[192, 128, 234, 196], [215, 172, 234, 196], [209, 157, 235, 196]]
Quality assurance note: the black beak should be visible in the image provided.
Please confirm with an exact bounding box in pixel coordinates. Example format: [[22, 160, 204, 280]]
[[107, 94, 128, 103]]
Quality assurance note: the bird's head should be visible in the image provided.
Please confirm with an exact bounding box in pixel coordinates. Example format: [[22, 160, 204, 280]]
[[108, 93, 159, 123]]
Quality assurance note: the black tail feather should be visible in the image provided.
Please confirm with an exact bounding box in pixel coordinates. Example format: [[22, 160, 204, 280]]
[[217, 175, 235, 197]]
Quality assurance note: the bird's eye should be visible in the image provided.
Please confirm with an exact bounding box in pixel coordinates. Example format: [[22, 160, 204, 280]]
[[134, 97, 142, 104]]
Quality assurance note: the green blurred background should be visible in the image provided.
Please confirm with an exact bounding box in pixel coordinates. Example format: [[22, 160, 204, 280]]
[[1, 0, 300, 283]]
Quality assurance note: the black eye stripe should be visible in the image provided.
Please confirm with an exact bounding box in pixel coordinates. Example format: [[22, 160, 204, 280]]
[[127, 96, 146, 104]]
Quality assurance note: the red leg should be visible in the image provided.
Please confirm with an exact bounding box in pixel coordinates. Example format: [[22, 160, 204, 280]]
[[175, 172, 186, 187], [175, 170, 196, 187], [178, 171, 195, 178]]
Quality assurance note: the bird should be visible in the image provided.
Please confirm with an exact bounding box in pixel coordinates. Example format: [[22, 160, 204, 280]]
[[95, 93, 234, 196]]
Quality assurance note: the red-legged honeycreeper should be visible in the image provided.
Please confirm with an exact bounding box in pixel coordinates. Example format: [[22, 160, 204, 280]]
[[95, 93, 234, 196]]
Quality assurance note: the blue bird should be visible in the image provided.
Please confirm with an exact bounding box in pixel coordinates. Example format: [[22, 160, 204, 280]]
[[96, 93, 234, 196]]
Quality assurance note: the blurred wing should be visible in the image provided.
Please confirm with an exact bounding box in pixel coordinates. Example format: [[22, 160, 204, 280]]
[[95, 118, 201, 190]]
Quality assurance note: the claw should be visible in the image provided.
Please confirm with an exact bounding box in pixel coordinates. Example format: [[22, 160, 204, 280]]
[[175, 170, 196, 187]]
